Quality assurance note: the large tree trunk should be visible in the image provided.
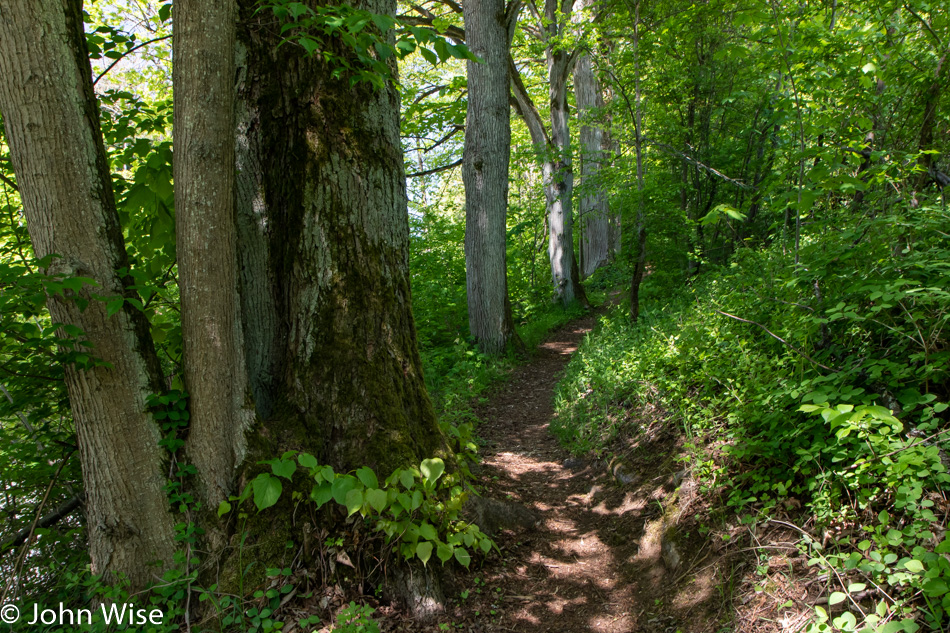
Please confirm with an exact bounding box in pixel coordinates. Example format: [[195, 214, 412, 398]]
[[0, 0, 176, 590], [234, 0, 448, 477], [463, 0, 521, 355], [174, 0, 254, 510], [574, 53, 611, 279]]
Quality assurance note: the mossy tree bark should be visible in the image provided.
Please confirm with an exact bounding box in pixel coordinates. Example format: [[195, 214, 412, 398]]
[[234, 0, 449, 478], [0, 0, 176, 590]]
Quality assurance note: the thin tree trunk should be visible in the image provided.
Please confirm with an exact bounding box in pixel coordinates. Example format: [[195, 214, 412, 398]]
[[174, 0, 254, 510], [546, 36, 586, 306], [463, 0, 521, 355], [0, 0, 176, 590], [628, 0, 648, 321]]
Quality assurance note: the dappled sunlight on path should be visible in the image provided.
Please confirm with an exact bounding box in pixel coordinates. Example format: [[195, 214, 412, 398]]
[[474, 317, 641, 633]]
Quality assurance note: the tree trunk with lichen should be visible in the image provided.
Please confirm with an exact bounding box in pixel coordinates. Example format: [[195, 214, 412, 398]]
[[235, 0, 446, 476], [229, 0, 450, 601]]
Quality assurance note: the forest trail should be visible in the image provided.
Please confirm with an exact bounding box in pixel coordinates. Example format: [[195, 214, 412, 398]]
[[434, 311, 713, 633], [410, 315, 656, 633], [473, 312, 643, 633]]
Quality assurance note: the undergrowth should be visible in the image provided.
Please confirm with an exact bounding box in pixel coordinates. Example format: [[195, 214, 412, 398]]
[[554, 204, 950, 632]]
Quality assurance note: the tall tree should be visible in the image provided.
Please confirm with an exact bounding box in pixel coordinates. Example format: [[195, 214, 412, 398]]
[[463, 0, 521, 354], [233, 0, 448, 477], [174, 0, 254, 510], [0, 0, 177, 589], [509, 0, 588, 306], [0, 0, 452, 593], [574, 51, 612, 279]]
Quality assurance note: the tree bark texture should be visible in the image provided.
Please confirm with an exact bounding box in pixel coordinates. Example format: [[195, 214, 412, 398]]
[[0, 0, 176, 589], [463, 0, 520, 355], [234, 0, 449, 476], [574, 53, 611, 279], [174, 0, 255, 509], [508, 1, 587, 306]]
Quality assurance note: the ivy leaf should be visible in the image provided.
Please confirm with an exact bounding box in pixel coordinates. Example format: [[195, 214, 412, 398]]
[[904, 559, 924, 573], [437, 543, 454, 563], [399, 469, 416, 489], [332, 476, 358, 505], [419, 522, 437, 541], [252, 474, 282, 511]]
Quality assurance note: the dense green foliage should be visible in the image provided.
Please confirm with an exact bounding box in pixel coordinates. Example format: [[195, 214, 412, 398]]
[[555, 203, 950, 630], [1, 0, 948, 629]]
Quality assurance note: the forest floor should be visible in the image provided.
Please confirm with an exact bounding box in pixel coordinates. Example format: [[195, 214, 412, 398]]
[[407, 310, 739, 633]]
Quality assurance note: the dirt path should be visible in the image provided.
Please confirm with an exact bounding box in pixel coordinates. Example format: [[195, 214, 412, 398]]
[[415, 312, 728, 633], [453, 315, 650, 633]]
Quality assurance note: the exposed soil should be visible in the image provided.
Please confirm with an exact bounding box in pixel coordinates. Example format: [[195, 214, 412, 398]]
[[423, 313, 732, 633]]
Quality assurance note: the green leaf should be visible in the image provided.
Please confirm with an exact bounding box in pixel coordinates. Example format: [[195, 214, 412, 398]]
[[311, 481, 333, 507], [904, 559, 924, 573], [828, 592, 847, 605], [419, 47, 437, 65], [298, 453, 318, 469], [106, 297, 125, 317], [345, 489, 364, 516], [356, 466, 379, 489], [252, 474, 283, 511], [419, 522, 438, 541], [217, 501, 232, 517], [416, 541, 433, 565], [271, 458, 297, 480], [366, 488, 388, 513], [420, 458, 445, 486], [437, 543, 454, 563], [399, 469, 416, 489], [332, 476, 358, 505], [454, 547, 471, 567], [298, 37, 320, 56]]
